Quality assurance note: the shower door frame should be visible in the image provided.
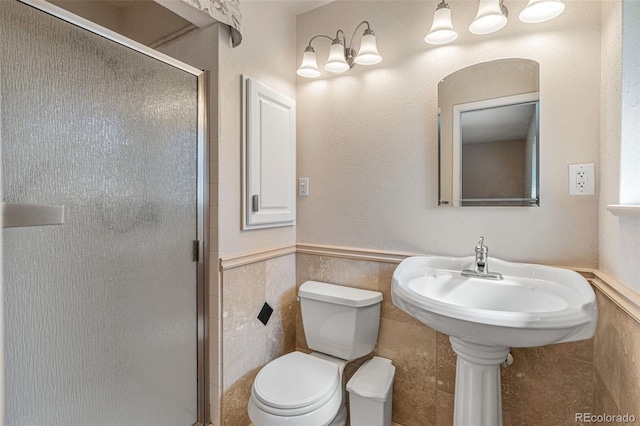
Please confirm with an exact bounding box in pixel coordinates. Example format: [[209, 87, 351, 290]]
[[12, 1, 210, 424]]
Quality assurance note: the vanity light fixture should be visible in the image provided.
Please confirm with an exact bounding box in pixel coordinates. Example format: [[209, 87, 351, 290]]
[[519, 0, 565, 23], [296, 21, 382, 78], [469, 0, 508, 35], [425, 0, 459, 45], [425, 0, 564, 46]]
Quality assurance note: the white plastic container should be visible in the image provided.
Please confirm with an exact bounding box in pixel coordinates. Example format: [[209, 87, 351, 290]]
[[346, 356, 395, 426]]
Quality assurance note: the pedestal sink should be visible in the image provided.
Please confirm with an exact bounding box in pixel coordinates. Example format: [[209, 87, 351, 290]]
[[391, 256, 597, 426]]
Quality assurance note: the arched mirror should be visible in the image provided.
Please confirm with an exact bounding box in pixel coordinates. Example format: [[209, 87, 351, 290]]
[[438, 58, 540, 207]]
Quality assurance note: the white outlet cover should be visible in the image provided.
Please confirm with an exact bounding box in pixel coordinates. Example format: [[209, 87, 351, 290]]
[[568, 163, 595, 195]]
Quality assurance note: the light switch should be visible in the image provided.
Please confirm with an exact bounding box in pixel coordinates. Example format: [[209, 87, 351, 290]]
[[299, 178, 309, 197]]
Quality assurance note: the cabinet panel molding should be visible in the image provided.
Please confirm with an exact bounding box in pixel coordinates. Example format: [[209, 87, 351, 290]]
[[243, 76, 296, 229]]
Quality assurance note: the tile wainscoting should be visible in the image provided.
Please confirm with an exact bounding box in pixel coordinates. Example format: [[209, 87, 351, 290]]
[[218, 244, 639, 426], [219, 250, 297, 425]]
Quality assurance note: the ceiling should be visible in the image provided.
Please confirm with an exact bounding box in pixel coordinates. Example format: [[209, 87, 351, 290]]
[[279, 0, 333, 16], [461, 103, 537, 145]]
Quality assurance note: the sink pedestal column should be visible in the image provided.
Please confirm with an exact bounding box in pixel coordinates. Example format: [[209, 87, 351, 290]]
[[450, 337, 510, 426]]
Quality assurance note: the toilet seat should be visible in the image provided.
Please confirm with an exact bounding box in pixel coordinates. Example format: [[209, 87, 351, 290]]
[[251, 351, 340, 417]]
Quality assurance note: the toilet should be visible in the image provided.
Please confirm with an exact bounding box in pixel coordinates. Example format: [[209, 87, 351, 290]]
[[248, 280, 383, 426]]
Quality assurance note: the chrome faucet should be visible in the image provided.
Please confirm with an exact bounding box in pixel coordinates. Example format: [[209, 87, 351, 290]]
[[461, 237, 503, 280]]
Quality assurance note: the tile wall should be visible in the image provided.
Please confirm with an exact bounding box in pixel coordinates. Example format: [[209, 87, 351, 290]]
[[220, 253, 296, 425], [296, 254, 597, 426], [219, 250, 639, 426], [593, 290, 640, 426]]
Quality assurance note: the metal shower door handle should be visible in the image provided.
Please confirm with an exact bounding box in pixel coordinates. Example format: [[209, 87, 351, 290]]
[[2, 203, 65, 228]]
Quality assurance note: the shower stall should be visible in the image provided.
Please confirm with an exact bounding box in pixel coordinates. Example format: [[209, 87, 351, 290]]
[[1, 0, 208, 424]]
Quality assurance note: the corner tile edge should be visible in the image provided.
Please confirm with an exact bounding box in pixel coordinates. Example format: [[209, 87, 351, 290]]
[[590, 270, 640, 324], [296, 243, 417, 264], [219, 244, 296, 270]]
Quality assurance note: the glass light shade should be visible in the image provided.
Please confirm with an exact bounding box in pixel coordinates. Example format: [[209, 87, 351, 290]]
[[519, 0, 565, 23], [324, 41, 350, 73], [354, 33, 382, 65], [425, 6, 458, 45], [469, 0, 508, 35], [297, 50, 321, 78]]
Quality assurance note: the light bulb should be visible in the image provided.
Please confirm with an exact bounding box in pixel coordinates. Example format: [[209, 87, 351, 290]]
[[469, 0, 508, 35], [296, 48, 321, 78], [355, 32, 382, 65], [425, 3, 458, 45], [519, 0, 565, 23], [324, 40, 349, 74]]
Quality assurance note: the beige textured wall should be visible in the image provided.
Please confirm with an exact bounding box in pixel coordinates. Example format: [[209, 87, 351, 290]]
[[158, 2, 640, 426], [218, 0, 297, 257], [215, 4, 298, 424], [462, 140, 527, 199], [296, 0, 600, 267], [598, 0, 640, 294]]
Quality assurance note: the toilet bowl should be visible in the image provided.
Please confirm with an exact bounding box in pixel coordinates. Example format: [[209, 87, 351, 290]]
[[247, 281, 383, 426], [248, 351, 347, 425]]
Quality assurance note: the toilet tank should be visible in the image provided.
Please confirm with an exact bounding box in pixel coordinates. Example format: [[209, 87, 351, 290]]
[[298, 281, 383, 361]]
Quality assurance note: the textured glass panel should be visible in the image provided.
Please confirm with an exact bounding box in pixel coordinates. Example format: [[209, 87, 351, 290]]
[[1, 1, 198, 425]]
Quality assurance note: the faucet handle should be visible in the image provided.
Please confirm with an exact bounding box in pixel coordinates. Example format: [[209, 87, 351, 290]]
[[475, 237, 488, 253]]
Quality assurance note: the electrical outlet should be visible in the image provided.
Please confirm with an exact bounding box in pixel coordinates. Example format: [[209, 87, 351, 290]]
[[568, 164, 595, 195], [298, 178, 309, 197]]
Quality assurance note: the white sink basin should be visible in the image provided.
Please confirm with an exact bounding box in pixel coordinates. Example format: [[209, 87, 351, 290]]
[[391, 255, 598, 426], [392, 255, 597, 347]]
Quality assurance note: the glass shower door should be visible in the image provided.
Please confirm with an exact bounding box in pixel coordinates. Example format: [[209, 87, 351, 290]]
[[1, 1, 201, 424]]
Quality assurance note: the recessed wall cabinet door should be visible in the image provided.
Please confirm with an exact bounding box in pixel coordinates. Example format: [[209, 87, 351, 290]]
[[243, 77, 296, 229]]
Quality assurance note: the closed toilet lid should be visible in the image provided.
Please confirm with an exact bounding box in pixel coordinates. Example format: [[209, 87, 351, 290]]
[[253, 352, 340, 412]]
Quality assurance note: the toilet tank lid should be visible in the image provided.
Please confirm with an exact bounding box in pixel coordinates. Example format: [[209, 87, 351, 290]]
[[298, 281, 383, 307]]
